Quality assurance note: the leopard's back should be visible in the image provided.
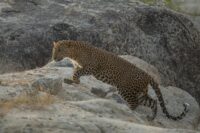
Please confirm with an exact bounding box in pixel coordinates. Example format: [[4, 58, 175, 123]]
[[88, 49, 151, 92]]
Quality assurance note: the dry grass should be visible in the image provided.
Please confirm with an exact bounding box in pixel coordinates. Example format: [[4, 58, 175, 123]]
[[0, 92, 56, 117], [0, 78, 32, 86]]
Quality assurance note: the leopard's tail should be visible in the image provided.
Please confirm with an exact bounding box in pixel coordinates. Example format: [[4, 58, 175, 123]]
[[150, 78, 189, 120]]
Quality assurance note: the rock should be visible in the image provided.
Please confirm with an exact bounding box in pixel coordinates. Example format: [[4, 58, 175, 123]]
[[0, 86, 27, 101], [0, 66, 71, 101], [198, 121, 200, 131], [0, 56, 199, 132], [106, 92, 126, 104], [138, 0, 200, 32], [0, 102, 198, 133], [31, 76, 63, 95], [91, 87, 108, 98], [45, 58, 74, 68], [163, 0, 200, 31], [0, 0, 199, 104], [57, 83, 96, 101], [135, 86, 200, 129]]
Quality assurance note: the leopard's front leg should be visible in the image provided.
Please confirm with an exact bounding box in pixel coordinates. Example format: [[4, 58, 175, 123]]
[[64, 67, 91, 84]]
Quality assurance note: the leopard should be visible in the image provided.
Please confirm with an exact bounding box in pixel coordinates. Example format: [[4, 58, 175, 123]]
[[52, 40, 189, 120]]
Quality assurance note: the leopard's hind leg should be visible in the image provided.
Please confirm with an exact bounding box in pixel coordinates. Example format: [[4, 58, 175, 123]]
[[138, 93, 157, 120], [118, 89, 139, 110], [119, 89, 157, 120]]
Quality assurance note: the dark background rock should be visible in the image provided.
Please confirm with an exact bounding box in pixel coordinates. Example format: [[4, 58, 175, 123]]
[[0, 0, 200, 104]]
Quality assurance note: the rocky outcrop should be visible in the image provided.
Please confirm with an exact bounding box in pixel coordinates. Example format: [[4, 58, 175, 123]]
[[0, 56, 199, 133], [0, 0, 199, 104]]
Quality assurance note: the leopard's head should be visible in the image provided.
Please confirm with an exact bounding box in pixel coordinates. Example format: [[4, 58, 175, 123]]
[[52, 40, 76, 62]]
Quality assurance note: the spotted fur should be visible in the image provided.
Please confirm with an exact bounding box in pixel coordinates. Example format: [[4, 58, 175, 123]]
[[52, 40, 189, 120]]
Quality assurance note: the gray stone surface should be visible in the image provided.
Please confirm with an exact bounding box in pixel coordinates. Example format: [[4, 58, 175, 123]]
[[31, 76, 63, 95], [0, 56, 199, 132]]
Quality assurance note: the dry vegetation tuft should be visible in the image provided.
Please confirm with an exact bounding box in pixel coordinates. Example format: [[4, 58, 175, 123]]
[[0, 91, 56, 117]]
